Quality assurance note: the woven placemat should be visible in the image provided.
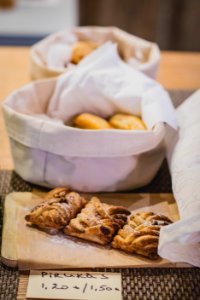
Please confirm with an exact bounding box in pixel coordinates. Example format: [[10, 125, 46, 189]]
[[0, 171, 32, 300], [94, 268, 200, 300], [1, 90, 199, 300]]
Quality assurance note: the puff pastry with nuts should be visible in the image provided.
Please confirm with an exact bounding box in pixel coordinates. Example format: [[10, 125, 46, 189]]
[[25, 191, 87, 230], [112, 211, 172, 259], [64, 197, 131, 245]]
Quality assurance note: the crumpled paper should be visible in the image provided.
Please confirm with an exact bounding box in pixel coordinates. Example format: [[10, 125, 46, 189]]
[[158, 90, 200, 267], [30, 26, 160, 79]]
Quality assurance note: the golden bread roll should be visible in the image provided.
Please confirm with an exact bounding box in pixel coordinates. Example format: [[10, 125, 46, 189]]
[[74, 113, 112, 130], [71, 41, 98, 64], [109, 114, 146, 130]]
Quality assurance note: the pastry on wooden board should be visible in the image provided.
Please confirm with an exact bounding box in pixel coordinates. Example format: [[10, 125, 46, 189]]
[[73, 113, 112, 130], [64, 197, 131, 245], [112, 211, 172, 259], [71, 41, 99, 64], [25, 192, 87, 230], [109, 114, 147, 130], [25, 188, 173, 260]]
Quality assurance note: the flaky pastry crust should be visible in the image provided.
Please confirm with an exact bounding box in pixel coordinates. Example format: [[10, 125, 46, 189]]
[[112, 211, 172, 259], [25, 191, 87, 230], [64, 197, 131, 245]]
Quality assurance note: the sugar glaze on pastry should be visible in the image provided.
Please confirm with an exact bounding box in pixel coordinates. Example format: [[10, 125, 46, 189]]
[[64, 197, 131, 245], [25, 190, 87, 230]]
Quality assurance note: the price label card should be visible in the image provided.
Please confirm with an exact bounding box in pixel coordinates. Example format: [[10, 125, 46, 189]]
[[26, 270, 122, 300]]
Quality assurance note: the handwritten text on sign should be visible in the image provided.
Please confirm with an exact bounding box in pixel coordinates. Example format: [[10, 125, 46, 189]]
[[26, 270, 122, 300]]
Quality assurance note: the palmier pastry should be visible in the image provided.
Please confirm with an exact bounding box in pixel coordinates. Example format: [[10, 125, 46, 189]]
[[25, 192, 87, 230], [112, 211, 172, 259], [71, 41, 98, 64], [73, 113, 112, 130], [64, 197, 131, 245], [109, 114, 146, 130]]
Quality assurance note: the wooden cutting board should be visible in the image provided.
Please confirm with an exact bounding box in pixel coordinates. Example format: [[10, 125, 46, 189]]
[[1, 192, 190, 269]]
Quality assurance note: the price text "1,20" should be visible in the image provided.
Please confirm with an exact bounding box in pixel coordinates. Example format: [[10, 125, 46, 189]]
[[42, 282, 121, 293]]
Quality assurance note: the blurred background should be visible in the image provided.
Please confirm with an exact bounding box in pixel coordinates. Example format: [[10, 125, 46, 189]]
[[0, 0, 199, 50]]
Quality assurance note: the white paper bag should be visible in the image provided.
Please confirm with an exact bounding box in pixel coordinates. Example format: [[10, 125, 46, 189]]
[[159, 90, 200, 267], [30, 26, 160, 80], [3, 43, 176, 192]]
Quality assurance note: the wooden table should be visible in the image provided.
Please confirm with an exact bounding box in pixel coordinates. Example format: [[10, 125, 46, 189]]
[[0, 47, 200, 300]]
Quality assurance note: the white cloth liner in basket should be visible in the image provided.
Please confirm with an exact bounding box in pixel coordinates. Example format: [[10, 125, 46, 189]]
[[30, 26, 160, 80], [3, 43, 177, 192]]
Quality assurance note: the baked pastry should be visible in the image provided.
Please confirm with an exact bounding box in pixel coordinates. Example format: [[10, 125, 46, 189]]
[[73, 113, 112, 130], [127, 211, 172, 227], [25, 192, 87, 230], [112, 211, 172, 258], [71, 41, 98, 64], [64, 197, 131, 245], [45, 187, 71, 200], [109, 114, 146, 130]]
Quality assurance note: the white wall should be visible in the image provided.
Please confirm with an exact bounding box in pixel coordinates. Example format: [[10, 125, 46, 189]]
[[0, 0, 78, 35]]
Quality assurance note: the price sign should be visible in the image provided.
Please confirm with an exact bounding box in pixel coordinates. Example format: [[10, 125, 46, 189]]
[[26, 270, 122, 300]]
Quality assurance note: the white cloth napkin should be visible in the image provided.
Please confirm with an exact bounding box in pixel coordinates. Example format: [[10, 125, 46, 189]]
[[46, 44, 72, 70], [47, 42, 177, 131], [30, 26, 160, 79], [159, 90, 200, 267]]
